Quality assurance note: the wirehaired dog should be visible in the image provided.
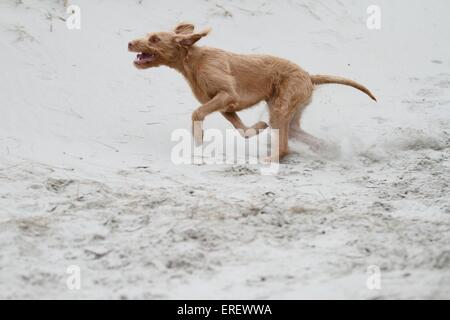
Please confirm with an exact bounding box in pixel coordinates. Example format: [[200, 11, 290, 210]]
[[128, 23, 376, 162]]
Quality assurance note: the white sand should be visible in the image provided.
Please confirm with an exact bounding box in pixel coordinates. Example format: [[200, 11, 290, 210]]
[[0, 0, 449, 299]]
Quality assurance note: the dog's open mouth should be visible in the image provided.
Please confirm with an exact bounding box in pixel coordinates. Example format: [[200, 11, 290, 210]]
[[134, 52, 156, 65]]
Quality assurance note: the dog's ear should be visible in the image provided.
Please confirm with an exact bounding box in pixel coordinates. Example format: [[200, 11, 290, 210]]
[[174, 28, 210, 46], [174, 23, 195, 34]]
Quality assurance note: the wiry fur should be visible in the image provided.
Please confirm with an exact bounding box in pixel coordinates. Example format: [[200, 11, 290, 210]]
[[128, 23, 376, 161]]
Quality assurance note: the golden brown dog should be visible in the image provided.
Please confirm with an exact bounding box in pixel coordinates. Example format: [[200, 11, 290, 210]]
[[128, 23, 376, 162]]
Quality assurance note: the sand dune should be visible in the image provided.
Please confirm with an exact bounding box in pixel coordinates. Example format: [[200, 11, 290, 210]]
[[0, 0, 449, 299]]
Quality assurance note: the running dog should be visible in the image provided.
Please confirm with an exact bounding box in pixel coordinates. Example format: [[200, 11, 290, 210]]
[[128, 23, 376, 161]]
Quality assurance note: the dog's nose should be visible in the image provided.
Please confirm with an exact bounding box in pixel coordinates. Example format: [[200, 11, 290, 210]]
[[128, 42, 133, 50]]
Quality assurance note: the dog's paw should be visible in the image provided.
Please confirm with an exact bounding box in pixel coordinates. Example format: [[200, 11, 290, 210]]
[[253, 121, 269, 130], [241, 121, 269, 139]]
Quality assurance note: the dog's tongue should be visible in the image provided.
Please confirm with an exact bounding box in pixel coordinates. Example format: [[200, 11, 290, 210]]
[[135, 53, 155, 64]]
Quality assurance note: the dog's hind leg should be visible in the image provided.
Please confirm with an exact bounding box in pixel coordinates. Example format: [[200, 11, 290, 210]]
[[289, 101, 326, 152], [291, 128, 326, 152], [221, 112, 268, 138], [264, 75, 314, 161], [265, 99, 296, 161], [289, 100, 309, 131]]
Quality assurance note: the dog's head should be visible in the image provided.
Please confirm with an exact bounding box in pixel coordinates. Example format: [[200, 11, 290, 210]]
[[128, 23, 210, 69]]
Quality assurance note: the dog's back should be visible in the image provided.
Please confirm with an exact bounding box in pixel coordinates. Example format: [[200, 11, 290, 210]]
[[187, 46, 310, 110]]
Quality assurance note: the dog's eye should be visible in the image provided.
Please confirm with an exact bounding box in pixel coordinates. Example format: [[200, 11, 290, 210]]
[[149, 35, 160, 43]]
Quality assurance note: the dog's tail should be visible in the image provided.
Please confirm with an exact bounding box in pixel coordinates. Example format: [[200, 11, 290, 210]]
[[310, 74, 377, 101]]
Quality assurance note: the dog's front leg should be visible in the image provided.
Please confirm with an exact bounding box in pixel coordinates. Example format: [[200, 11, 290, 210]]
[[222, 112, 268, 138], [192, 91, 236, 146]]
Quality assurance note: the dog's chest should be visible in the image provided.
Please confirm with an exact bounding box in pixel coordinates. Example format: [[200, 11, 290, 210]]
[[182, 63, 210, 104]]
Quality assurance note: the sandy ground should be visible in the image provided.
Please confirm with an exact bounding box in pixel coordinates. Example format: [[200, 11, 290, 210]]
[[0, 0, 449, 299]]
